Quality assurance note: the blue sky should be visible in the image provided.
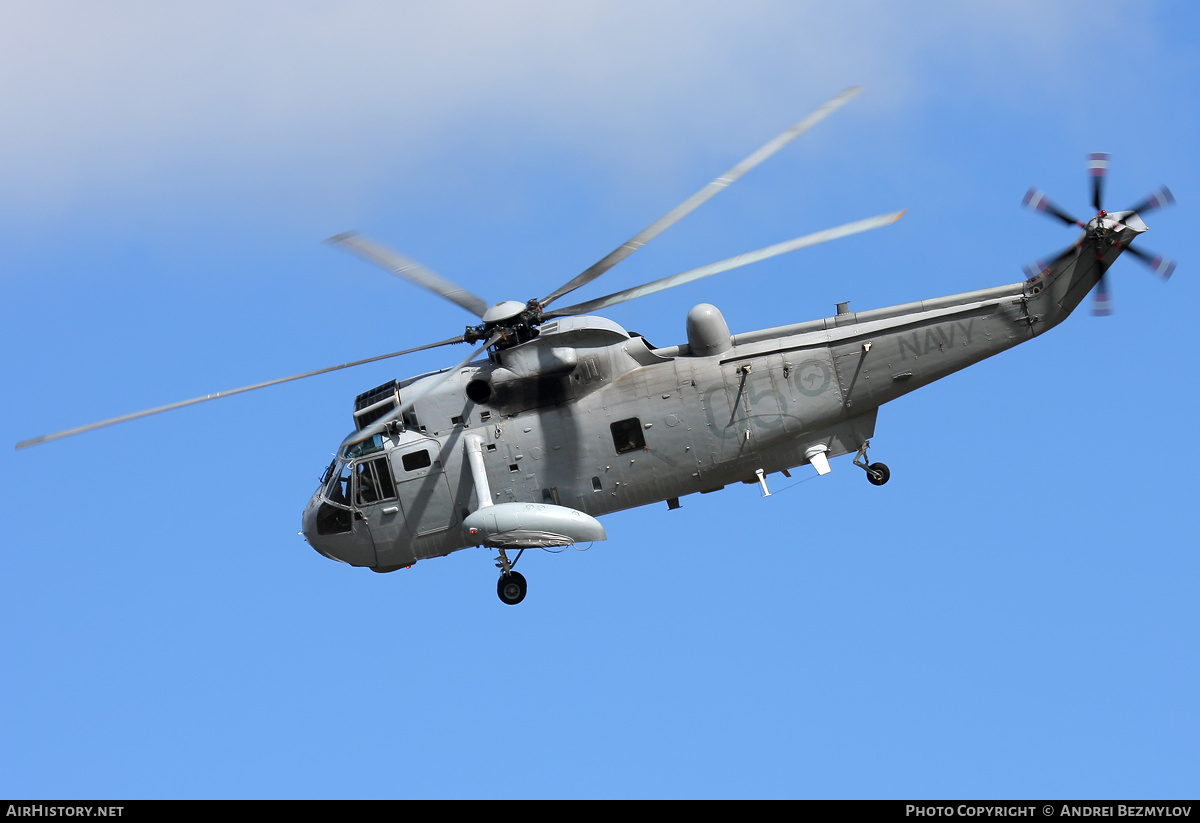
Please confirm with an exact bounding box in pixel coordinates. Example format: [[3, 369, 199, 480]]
[[3, 1, 1198, 799]]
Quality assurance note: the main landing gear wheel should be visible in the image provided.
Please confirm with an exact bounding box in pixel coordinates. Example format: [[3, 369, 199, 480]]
[[866, 462, 890, 486], [853, 441, 891, 486], [497, 571, 527, 605]]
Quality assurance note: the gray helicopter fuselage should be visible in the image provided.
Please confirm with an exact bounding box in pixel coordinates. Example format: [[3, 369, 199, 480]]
[[301, 217, 1133, 571]]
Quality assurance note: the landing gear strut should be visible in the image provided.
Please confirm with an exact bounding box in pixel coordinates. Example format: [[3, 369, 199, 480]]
[[494, 547, 528, 605], [853, 441, 890, 486]]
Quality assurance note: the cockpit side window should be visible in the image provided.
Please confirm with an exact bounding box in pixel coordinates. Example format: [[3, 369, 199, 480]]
[[354, 456, 397, 506]]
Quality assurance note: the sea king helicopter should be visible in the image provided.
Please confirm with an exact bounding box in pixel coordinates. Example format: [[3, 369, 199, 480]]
[[17, 87, 1176, 604]]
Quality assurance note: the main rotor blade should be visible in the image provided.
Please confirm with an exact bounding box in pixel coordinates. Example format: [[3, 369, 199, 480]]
[[538, 86, 864, 310], [544, 210, 905, 320], [16, 336, 467, 450], [327, 232, 490, 319], [341, 332, 501, 449]]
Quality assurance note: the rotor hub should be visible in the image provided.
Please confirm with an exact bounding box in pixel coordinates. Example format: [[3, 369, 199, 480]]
[[465, 298, 545, 347]]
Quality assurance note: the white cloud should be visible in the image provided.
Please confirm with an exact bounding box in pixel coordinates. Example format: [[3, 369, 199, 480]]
[[0, 0, 1140, 212]]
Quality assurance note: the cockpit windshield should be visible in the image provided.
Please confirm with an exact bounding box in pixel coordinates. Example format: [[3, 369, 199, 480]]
[[342, 433, 386, 460], [316, 459, 354, 535], [322, 453, 398, 508], [324, 460, 353, 506]]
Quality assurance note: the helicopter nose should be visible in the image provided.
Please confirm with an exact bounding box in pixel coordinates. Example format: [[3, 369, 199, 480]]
[[300, 496, 337, 561], [300, 493, 376, 566]]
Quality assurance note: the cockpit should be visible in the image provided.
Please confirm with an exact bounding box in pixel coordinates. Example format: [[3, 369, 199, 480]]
[[312, 434, 395, 536], [303, 427, 452, 571]]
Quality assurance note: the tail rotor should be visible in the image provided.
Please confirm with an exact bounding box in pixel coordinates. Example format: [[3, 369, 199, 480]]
[[1022, 155, 1176, 315]]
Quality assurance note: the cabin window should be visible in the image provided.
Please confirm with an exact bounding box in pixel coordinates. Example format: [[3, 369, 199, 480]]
[[355, 456, 397, 506], [610, 417, 645, 454], [401, 449, 432, 472]]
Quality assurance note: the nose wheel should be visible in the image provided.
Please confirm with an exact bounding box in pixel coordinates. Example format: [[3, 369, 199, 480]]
[[853, 441, 891, 486], [497, 571, 527, 605]]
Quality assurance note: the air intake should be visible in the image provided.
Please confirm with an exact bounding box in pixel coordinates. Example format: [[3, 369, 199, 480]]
[[353, 380, 401, 431]]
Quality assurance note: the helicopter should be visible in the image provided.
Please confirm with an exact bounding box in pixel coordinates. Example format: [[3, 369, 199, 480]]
[[16, 87, 1175, 605]]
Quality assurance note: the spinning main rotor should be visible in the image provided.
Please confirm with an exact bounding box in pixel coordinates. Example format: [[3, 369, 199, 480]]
[[17, 87, 904, 451]]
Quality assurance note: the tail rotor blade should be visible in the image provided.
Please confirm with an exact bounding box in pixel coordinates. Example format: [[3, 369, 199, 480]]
[[1088, 152, 1110, 212], [1119, 242, 1176, 280], [1022, 240, 1083, 281], [1092, 272, 1113, 316], [1022, 259, 1051, 280], [1023, 188, 1084, 227], [1126, 186, 1175, 218], [1090, 236, 1113, 316]]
